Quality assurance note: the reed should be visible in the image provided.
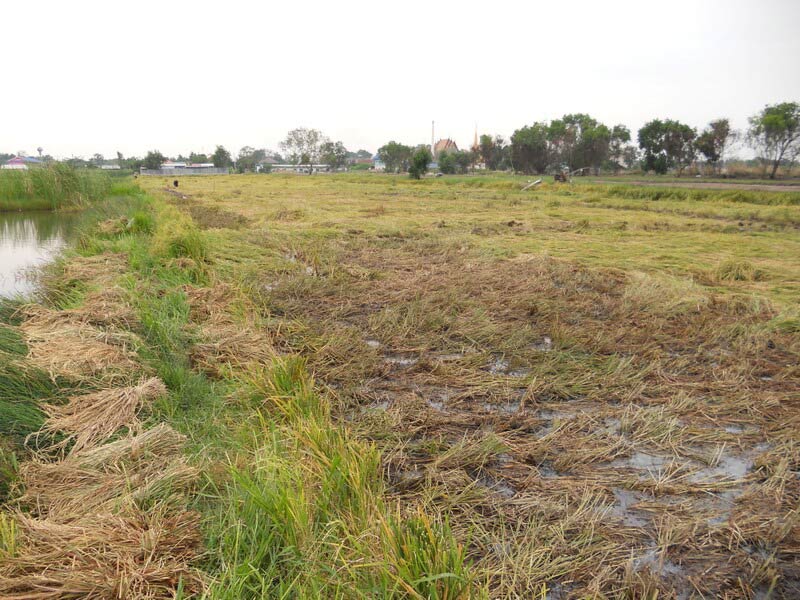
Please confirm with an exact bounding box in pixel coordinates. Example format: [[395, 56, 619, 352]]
[[0, 164, 111, 211]]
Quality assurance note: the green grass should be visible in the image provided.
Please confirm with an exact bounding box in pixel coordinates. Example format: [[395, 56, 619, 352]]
[[4, 173, 798, 597], [0, 164, 111, 211]]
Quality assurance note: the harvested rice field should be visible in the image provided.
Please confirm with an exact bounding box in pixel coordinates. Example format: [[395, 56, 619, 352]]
[[1, 174, 799, 598]]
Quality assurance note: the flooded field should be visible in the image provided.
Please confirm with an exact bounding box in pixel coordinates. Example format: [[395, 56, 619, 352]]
[[0, 210, 78, 297], [128, 173, 800, 597]]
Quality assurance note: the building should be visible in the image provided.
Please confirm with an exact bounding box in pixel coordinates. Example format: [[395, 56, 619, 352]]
[[433, 139, 459, 159], [140, 162, 228, 176], [372, 154, 385, 171], [257, 157, 279, 172], [270, 164, 331, 174], [1, 156, 43, 170]]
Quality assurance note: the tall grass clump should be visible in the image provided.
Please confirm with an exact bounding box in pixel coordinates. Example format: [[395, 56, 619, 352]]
[[594, 184, 800, 206], [207, 356, 474, 598], [0, 164, 111, 211], [715, 259, 767, 282], [152, 204, 208, 264]]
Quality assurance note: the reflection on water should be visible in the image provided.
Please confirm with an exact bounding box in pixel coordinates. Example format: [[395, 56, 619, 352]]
[[0, 211, 80, 298]]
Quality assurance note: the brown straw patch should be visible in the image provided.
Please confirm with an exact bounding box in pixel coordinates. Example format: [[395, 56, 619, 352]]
[[20, 305, 140, 380], [41, 378, 167, 454]]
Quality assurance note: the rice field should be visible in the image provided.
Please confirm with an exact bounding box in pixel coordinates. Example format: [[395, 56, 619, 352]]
[[1, 173, 798, 598]]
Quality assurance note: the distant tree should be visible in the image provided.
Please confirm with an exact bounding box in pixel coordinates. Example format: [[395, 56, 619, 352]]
[[438, 151, 457, 174], [143, 150, 165, 170], [638, 119, 696, 175], [127, 156, 144, 172], [409, 147, 432, 179], [355, 149, 372, 159], [621, 146, 640, 170], [696, 119, 735, 174], [0, 153, 14, 164], [92, 153, 104, 167], [280, 128, 326, 173], [479, 134, 508, 170], [747, 102, 800, 179], [212, 145, 233, 169], [378, 141, 413, 173], [236, 146, 266, 173], [37, 147, 43, 158], [189, 152, 209, 164], [607, 125, 631, 173], [511, 123, 550, 174], [545, 114, 611, 174], [320, 140, 348, 170], [453, 150, 473, 174], [116, 151, 124, 166]]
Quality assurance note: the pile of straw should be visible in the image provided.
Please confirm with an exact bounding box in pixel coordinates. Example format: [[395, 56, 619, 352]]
[[19, 305, 139, 380], [0, 509, 204, 598], [41, 377, 167, 454]]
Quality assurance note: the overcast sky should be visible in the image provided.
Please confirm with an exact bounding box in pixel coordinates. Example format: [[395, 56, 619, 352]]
[[3, 0, 799, 159]]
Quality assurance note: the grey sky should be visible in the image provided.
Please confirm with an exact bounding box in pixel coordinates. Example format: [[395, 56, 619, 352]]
[[3, 0, 799, 159]]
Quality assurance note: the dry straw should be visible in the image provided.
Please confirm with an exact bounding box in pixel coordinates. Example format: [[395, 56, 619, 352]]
[[41, 377, 167, 454]]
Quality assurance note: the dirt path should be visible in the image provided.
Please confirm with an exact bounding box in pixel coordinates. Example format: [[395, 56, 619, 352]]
[[592, 179, 800, 192]]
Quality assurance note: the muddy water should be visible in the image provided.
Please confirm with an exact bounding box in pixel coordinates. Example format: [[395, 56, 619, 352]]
[[0, 211, 80, 298]]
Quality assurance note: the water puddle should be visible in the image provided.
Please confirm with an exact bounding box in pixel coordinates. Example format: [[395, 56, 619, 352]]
[[0, 210, 80, 298], [608, 488, 649, 527], [487, 355, 509, 374], [483, 401, 521, 414], [365, 338, 381, 349], [384, 354, 418, 367], [436, 352, 465, 361], [531, 336, 553, 352], [476, 474, 516, 498], [691, 454, 752, 482], [632, 548, 684, 577]]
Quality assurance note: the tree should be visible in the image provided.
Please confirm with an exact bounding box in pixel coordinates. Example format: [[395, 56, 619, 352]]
[[236, 146, 266, 173], [409, 147, 432, 179], [189, 152, 209, 164], [607, 125, 631, 173], [320, 140, 348, 170], [696, 119, 734, 174], [638, 119, 696, 175], [92, 153, 104, 167], [280, 128, 326, 173], [747, 102, 800, 179], [438, 151, 457, 174], [479, 134, 508, 170], [453, 150, 474, 174], [621, 146, 640, 170], [143, 150, 165, 170], [511, 123, 550, 174], [212, 145, 233, 169], [377, 141, 413, 173]]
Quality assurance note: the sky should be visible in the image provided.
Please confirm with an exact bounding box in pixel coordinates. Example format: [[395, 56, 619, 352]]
[[2, 0, 799, 160]]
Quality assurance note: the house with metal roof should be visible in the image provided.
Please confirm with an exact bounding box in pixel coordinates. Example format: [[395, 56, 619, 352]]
[[1, 156, 44, 170]]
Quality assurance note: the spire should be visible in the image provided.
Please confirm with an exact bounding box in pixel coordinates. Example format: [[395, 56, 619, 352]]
[[472, 123, 479, 151]]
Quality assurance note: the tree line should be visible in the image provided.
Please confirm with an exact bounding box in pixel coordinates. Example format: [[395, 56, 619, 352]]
[[373, 101, 798, 179], [4, 102, 797, 179]]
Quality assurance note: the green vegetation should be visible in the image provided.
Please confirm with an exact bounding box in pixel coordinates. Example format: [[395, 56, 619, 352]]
[[0, 164, 111, 211], [1, 173, 798, 597]]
